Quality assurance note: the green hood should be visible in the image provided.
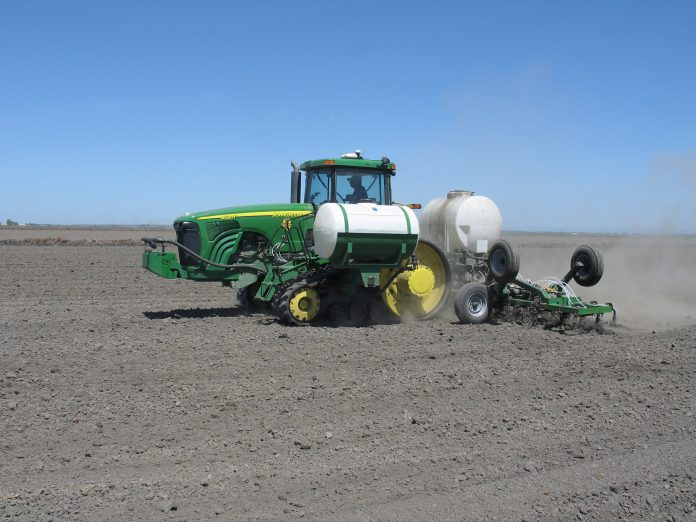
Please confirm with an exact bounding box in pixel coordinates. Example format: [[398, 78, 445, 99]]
[[175, 203, 314, 223]]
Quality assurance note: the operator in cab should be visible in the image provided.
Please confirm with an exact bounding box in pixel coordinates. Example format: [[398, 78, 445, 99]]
[[346, 175, 368, 204]]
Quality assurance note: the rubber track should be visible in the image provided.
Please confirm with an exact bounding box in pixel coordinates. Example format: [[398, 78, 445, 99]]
[[272, 266, 336, 325]]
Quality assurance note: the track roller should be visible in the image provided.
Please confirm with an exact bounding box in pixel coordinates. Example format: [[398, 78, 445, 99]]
[[274, 282, 321, 325]]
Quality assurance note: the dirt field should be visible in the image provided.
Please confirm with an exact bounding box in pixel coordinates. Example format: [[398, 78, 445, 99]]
[[1, 229, 695, 520]]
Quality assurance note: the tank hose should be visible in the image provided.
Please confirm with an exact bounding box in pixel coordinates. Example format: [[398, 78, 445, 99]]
[[142, 237, 267, 273]]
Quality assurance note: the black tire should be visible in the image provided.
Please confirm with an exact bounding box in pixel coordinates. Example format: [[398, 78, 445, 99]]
[[454, 282, 490, 324], [571, 245, 604, 287], [488, 240, 520, 283], [368, 301, 394, 324], [236, 280, 264, 309], [349, 301, 368, 325], [236, 287, 250, 308], [328, 302, 350, 325], [328, 301, 369, 326]]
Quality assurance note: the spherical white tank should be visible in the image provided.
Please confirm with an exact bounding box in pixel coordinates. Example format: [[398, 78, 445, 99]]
[[313, 202, 419, 260], [420, 191, 502, 253]]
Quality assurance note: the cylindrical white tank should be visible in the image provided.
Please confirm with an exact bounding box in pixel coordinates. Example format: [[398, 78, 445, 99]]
[[313, 202, 419, 262], [420, 191, 502, 253]]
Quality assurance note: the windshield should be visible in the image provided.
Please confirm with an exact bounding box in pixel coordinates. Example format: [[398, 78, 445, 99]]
[[304, 168, 389, 205]]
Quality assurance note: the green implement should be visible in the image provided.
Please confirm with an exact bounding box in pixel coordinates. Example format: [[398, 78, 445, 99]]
[[496, 276, 616, 320], [453, 241, 617, 326]]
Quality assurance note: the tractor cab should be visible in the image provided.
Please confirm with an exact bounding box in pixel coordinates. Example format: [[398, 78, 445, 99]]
[[290, 151, 396, 206]]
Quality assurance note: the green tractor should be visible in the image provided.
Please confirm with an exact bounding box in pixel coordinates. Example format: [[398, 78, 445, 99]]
[[142, 151, 616, 327], [142, 152, 452, 325]]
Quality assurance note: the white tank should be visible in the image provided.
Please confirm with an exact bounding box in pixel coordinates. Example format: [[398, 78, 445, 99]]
[[419, 191, 502, 253], [313, 202, 419, 260]]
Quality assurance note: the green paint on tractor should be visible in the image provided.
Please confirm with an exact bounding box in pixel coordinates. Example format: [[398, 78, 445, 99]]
[[141, 153, 449, 325]]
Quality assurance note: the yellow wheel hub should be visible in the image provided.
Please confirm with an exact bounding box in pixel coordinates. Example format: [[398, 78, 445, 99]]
[[380, 241, 449, 319], [288, 287, 320, 323], [397, 266, 435, 297]]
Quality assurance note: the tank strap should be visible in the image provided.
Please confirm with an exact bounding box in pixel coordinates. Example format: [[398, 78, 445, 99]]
[[396, 205, 412, 234], [337, 204, 349, 233]]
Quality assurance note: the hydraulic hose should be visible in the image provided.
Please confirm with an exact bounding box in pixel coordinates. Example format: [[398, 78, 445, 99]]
[[142, 237, 267, 273]]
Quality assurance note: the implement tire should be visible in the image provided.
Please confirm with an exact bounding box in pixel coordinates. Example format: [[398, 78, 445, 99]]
[[488, 240, 520, 284], [571, 245, 604, 287], [454, 282, 490, 324]]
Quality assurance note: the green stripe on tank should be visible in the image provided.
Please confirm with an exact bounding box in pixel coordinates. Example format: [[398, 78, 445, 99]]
[[337, 204, 349, 233], [397, 205, 411, 235]]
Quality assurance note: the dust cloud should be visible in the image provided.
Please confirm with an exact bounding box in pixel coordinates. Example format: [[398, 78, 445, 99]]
[[653, 148, 696, 184]]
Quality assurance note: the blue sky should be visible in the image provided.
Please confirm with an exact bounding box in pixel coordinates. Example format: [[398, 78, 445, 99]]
[[1, 1, 695, 232]]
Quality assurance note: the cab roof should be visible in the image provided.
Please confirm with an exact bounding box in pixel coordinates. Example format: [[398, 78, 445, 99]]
[[300, 157, 396, 173]]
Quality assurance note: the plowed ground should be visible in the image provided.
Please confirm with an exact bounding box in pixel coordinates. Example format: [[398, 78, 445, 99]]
[[1, 231, 695, 520]]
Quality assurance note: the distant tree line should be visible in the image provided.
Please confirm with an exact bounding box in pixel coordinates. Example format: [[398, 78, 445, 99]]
[[4, 219, 19, 225]]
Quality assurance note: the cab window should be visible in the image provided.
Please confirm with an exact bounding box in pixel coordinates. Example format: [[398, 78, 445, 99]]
[[304, 170, 333, 205], [303, 167, 389, 205], [335, 170, 386, 204]]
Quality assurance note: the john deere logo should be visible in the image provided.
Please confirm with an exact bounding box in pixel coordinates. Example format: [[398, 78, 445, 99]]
[[281, 218, 293, 230]]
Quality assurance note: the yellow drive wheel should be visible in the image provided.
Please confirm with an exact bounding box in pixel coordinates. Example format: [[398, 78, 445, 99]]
[[287, 287, 320, 324], [381, 240, 451, 320]]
